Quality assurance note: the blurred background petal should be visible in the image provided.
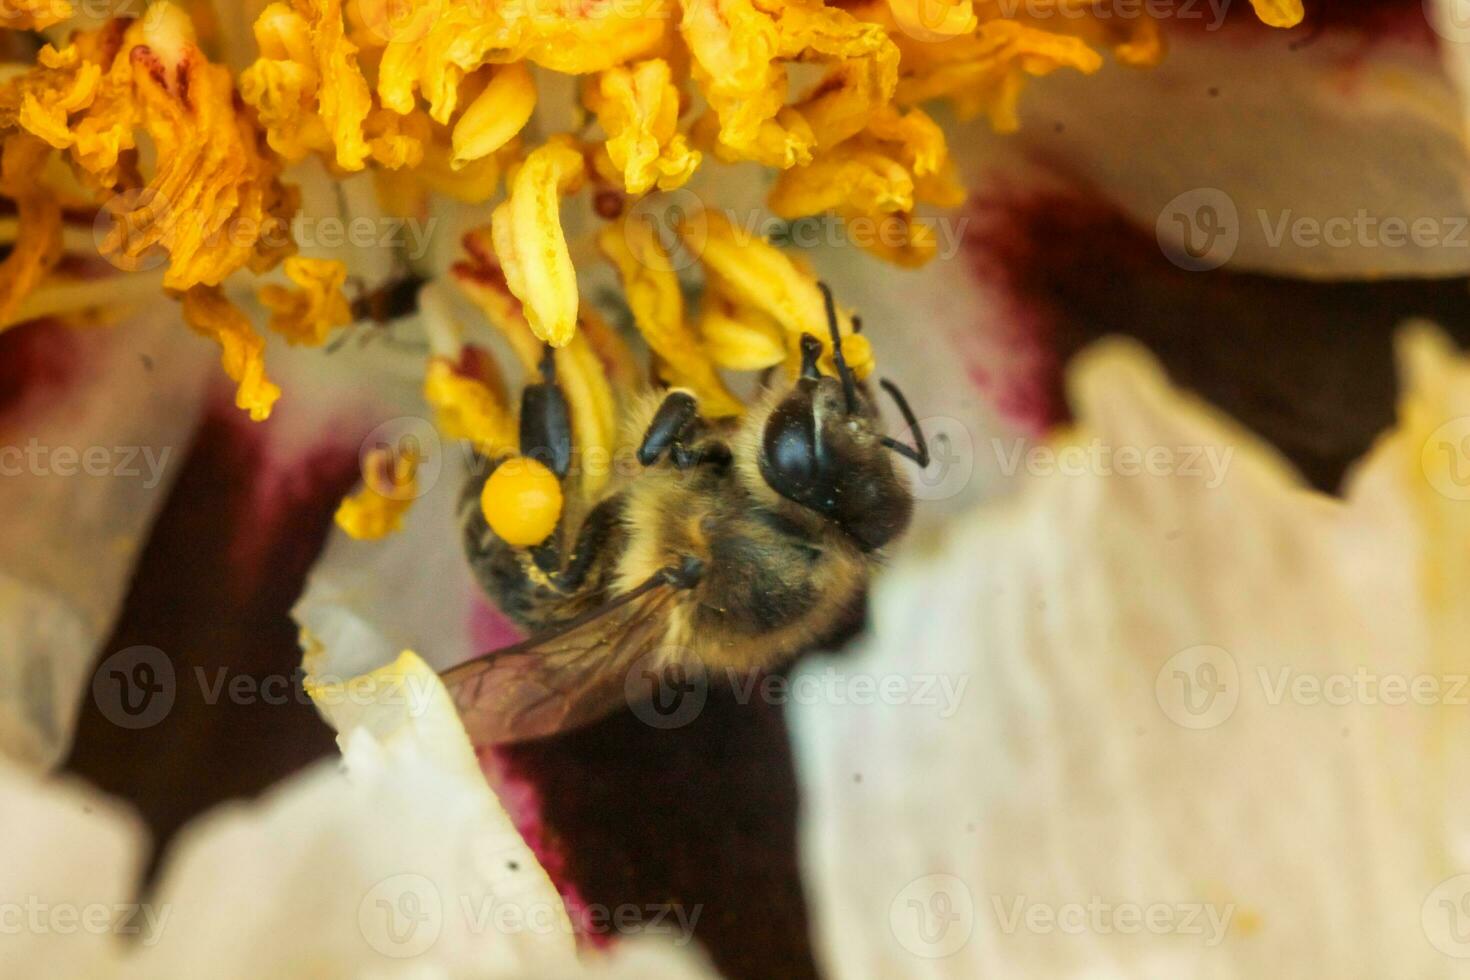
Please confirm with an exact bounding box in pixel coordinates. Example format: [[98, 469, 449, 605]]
[[5, 649, 720, 977], [790, 329, 1470, 976], [0, 310, 209, 770], [959, 12, 1470, 278], [63, 335, 416, 867]]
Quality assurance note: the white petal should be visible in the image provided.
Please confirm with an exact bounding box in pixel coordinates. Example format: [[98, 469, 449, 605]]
[[0, 758, 145, 973], [791, 328, 1470, 976], [0, 645, 717, 977], [294, 447, 492, 680], [131, 745, 577, 977], [968, 25, 1470, 278]]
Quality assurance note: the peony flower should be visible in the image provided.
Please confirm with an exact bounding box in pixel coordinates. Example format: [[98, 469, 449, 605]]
[[9, 0, 1470, 976]]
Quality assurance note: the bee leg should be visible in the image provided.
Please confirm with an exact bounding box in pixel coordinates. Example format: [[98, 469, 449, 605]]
[[637, 391, 696, 465], [508, 346, 574, 577], [548, 495, 626, 593], [519, 345, 573, 479], [637, 391, 732, 470], [459, 453, 560, 629]]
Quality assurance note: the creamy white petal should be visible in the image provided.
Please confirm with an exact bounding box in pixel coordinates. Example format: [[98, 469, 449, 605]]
[[130, 739, 577, 977], [0, 759, 145, 974], [964, 26, 1470, 278], [1, 644, 717, 977], [791, 328, 1470, 976], [295, 445, 488, 679]]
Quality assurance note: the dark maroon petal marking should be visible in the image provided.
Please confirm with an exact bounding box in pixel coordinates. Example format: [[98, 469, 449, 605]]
[[1163, 0, 1435, 44], [1289, 0, 1438, 45], [0, 318, 85, 423], [963, 183, 1470, 491], [468, 599, 617, 946], [495, 684, 819, 980], [64, 403, 359, 873]]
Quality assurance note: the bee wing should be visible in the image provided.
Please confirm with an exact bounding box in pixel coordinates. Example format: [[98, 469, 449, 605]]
[[441, 568, 691, 745]]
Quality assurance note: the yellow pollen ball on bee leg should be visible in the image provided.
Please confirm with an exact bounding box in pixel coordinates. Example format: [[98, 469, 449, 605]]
[[481, 456, 563, 547]]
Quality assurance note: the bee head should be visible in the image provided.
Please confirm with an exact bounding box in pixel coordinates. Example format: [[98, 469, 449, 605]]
[[757, 286, 930, 552]]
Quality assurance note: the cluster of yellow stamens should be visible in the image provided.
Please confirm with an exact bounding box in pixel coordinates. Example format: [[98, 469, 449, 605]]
[[0, 0, 1302, 539]]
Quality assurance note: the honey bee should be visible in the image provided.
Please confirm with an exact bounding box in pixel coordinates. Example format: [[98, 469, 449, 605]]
[[443, 284, 930, 744]]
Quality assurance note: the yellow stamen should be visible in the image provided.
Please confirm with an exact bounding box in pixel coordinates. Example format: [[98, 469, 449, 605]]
[[180, 285, 282, 422], [259, 256, 352, 347], [335, 443, 420, 540], [587, 59, 701, 195], [423, 353, 519, 458], [0, 135, 62, 331], [451, 64, 536, 172], [598, 218, 744, 417], [490, 137, 586, 347]]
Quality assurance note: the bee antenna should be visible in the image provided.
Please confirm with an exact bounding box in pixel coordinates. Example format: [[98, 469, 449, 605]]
[[878, 378, 930, 468], [818, 281, 858, 414]]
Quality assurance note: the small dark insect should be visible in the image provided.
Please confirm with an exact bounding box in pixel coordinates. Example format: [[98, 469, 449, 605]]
[[327, 273, 429, 353], [444, 283, 929, 744]]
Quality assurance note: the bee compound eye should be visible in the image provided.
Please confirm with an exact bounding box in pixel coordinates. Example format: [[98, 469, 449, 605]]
[[760, 391, 832, 510]]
